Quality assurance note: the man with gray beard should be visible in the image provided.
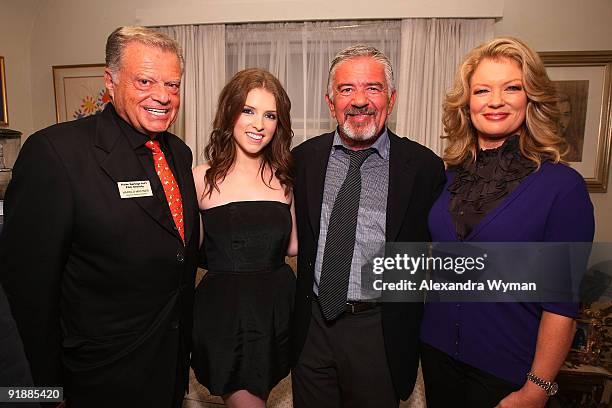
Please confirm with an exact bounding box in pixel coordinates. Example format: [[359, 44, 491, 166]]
[[291, 44, 446, 407]]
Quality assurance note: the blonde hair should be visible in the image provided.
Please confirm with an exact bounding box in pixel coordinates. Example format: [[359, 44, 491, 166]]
[[442, 37, 567, 168]]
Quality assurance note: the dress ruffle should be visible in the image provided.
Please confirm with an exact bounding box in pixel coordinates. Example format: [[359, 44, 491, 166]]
[[448, 135, 537, 240]]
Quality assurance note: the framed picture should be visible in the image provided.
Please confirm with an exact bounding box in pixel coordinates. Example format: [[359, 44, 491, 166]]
[[540, 51, 612, 193], [0, 56, 8, 126], [571, 319, 592, 353], [53, 64, 110, 123], [567, 306, 611, 366]]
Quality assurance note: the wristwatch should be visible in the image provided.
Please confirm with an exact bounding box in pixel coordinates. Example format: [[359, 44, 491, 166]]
[[526, 372, 559, 396]]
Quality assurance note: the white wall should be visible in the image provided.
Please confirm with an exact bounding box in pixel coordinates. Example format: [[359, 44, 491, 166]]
[[136, 0, 503, 26], [6, 0, 612, 239], [29, 0, 143, 133], [0, 0, 41, 138], [495, 0, 612, 51]]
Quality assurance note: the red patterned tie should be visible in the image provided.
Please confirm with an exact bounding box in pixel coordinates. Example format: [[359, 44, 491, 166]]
[[145, 139, 185, 243]]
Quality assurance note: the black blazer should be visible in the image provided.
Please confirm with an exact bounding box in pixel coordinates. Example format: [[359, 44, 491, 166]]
[[291, 130, 445, 400], [0, 282, 35, 389], [0, 105, 200, 407]]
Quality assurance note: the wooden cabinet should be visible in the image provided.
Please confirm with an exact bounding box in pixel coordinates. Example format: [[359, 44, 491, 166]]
[[552, 365, 611, 408]]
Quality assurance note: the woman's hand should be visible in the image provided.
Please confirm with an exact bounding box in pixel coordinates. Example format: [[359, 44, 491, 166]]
[[497, 311, 574, 408], [495, 383, 547, 408]]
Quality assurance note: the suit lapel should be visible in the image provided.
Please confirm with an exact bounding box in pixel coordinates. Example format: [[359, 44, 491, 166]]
[[306, 132, 334, 241], [93, 107, 180, 240], [386, 132, 416, 241], [166, 134, 195, 245]]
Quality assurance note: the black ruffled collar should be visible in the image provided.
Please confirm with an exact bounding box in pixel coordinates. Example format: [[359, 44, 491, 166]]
[[447, 135, 537, 239]]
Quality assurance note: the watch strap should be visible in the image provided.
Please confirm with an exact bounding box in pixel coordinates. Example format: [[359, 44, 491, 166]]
[[526, 372, 558, 396]]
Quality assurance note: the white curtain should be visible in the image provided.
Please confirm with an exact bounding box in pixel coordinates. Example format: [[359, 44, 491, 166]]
[[395, 19, 495, 155], [226, 21, 401, 146], [155, 24, 226, 165]]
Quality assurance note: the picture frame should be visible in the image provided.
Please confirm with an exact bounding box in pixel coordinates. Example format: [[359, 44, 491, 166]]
[[0, 56, 8, 126], [568, 307, 610, 366], [52, 64, 110, 123], [539, 51, 612, 193], [571, 319, 594, 353]]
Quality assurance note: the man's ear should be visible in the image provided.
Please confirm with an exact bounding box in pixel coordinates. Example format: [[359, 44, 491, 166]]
[[325, 94, 336, 119], [104, 68, 115, 100], [387, 90, 397, 115]]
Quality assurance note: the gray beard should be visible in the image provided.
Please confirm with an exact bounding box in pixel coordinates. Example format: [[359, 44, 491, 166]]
[[340, 120, 378, 142]]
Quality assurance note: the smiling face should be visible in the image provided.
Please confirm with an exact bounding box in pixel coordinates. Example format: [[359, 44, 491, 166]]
[[469, 57, 528, 149], [326, 56, 396, 149], [232, 87, 278, 158], [104, 42, 181, 137]]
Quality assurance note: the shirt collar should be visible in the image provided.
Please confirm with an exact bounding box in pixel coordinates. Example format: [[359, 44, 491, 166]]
[[331, 127, 390, 160], [108, 103, 167, 149]]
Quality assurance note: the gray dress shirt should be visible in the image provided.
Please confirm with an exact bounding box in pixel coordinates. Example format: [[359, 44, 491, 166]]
[[313, 129, 390, 301]]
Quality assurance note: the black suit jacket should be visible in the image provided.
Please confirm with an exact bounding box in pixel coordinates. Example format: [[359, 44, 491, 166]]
[[0, 105, 200, 407], [0, 282, 35, 388], [291, 130, 445, 400]]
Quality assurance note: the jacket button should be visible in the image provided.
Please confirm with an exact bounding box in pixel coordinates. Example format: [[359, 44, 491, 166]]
[[176, 253, 185, 263], [170, 320, 179, 329]]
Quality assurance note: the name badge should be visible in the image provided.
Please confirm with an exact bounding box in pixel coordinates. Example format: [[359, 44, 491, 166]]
[[117, 181, 153, 198]]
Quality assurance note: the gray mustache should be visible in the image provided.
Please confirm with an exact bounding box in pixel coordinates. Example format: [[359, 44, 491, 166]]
[[345, 108, 376, 115]]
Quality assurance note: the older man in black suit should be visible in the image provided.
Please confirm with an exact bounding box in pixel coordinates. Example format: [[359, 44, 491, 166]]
[[0, 27, 199, 408], [291, 44, 446, 407]]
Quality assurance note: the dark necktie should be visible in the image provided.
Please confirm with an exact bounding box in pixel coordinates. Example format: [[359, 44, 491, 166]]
[[318, 148, 375, 321], [145, 139, 185, 243]]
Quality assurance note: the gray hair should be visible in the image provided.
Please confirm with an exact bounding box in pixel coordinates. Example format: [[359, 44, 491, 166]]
[[327, 44, 395, 100], [105, 26, 184, 80]]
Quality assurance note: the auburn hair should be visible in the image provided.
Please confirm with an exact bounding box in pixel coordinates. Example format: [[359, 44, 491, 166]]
[[203, 68, 294, 196]]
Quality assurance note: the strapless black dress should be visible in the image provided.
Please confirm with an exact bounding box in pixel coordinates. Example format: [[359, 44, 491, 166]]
[[192, 201, 295, 398]]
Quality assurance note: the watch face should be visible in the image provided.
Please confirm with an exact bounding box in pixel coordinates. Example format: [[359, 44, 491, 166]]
[[548, 382, 559, 396]]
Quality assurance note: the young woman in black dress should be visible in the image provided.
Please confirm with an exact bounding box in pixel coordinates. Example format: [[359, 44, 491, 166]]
[[192, 68, 297, 408]]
